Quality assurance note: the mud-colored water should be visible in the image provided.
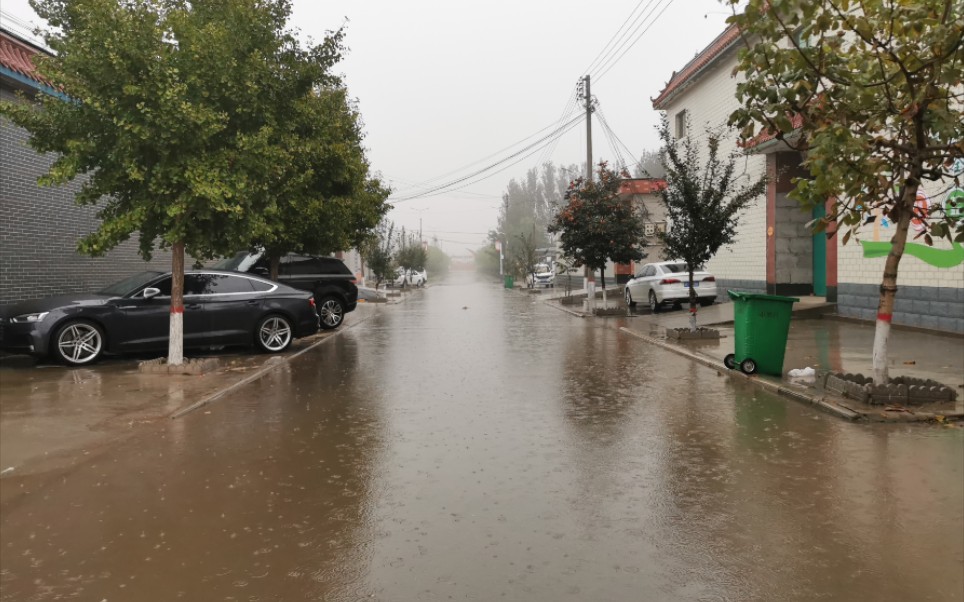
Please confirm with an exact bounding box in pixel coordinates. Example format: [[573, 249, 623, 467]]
[[2, 273, 962, 600]]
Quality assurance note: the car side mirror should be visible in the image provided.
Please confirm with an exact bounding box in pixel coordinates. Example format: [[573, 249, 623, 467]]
[[142, 287, 161, 299], [252, 266, 269, 277]]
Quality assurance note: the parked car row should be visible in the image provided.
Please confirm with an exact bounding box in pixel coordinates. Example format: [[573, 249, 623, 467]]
[[0, 252, 363, 366], [393, 267, 427, 288]]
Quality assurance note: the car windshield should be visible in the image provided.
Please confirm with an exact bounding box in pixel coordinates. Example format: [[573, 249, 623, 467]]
[[661, 263, 689, 273], [534, 264, 550, 273], [212, 251, 262, 272], [97, 271, 164, 296]]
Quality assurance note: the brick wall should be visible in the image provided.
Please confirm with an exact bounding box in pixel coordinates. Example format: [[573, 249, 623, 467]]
[[1, 86, 171, 306]]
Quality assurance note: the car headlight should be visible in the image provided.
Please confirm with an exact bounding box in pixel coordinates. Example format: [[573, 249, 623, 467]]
[[11, 312, 49, 324]]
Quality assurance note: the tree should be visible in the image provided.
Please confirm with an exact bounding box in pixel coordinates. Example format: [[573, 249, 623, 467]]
[[513, 227, 540, 286], [548, 163, 650, 311], [360, 220, 395, 290], [425, 245, 451, 277], [727, 0, 964, 384], [396, 242, 427, 272], [0, 0, 344, 365], [257, 85, 390, 279], [657, 117, 768, 331]]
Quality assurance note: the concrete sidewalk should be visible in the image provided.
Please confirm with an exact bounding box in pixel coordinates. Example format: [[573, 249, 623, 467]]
[[544, 289, 964, 422]]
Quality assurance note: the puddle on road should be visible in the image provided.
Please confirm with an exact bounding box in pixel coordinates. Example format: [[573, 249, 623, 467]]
[[1, 273, 961, 601]]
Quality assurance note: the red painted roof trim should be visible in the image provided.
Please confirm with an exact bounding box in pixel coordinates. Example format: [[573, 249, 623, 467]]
[[652, 24, 740, 110], [0, 29, 51, 87], [618, 178, 667, 196]]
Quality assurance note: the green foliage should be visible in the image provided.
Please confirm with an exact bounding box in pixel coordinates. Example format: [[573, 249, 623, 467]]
[[511, 228, 539, 279], [425, 245, 451, 276], [360, 220, 394, 289], [548, 163, 649, 276], [657, 117, 767, 305], [726, 0, 964, 244], [495, 162, 576, 253], [474, 244, 501, 277], [395, 242, 427, 272]]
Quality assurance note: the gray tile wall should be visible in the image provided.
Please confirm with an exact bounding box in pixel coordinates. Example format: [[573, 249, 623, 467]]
[[1, 88, 171, 306], [838, 283, 964, 333]]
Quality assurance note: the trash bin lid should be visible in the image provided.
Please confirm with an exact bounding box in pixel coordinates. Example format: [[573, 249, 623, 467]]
[[727, 290, 800, 303]]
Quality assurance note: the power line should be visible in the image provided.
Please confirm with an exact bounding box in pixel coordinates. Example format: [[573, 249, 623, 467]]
[[388, 113, 587, 196], [390, 113, 585, 202], [594, 0, 677, 83], [583, 0, 661, 77]]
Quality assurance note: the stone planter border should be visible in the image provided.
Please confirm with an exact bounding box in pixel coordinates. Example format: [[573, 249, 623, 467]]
[[138, 357, 220, 375], [667, 327, 721, 340], [825, 372, 958, 406]]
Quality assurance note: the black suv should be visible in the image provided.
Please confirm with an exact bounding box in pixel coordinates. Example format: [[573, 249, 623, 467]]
[[214, 251, 357, 330]]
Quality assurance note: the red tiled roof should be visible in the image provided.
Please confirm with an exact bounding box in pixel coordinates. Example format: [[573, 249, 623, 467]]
[[652, 24, 740, 109], [618, 178, 666, 196], [740, 113, 804, 149], [0, 30, 50, 86]]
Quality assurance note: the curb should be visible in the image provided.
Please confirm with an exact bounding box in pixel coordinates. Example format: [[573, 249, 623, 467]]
[[616, 326, 962, 424]]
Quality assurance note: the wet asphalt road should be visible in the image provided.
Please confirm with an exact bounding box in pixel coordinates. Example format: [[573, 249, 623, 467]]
[[1, 272, 962, 601]]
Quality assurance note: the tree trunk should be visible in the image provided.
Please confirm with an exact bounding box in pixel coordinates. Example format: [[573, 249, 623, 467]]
[[872, 182, 917, 385], [688, 269, 698, 332], [167, 241, 185, 366], [269, 254, 281, 281], [600, 267, 607, 309], [586, 265, 596, 315]]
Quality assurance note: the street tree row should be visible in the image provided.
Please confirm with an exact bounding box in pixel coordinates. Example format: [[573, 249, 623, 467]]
[[0, 0, 390, 365]]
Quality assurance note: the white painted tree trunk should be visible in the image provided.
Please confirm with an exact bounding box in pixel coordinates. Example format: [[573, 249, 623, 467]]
[[587, 277, 596, 315], [872, 318, 890, 384], [167, 241, 185, 366], [168, 311, 184, 365]]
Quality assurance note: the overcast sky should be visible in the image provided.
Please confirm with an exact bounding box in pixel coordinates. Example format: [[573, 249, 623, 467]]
[[2, 0, 737, 256]]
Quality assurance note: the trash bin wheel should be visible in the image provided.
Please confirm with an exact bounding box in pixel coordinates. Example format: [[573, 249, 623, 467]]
[[739, 358, 758, 375], [723, 354, 736, 370]]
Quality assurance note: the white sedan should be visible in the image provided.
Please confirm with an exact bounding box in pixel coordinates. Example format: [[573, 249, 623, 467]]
[[624, 261, 718, 313]]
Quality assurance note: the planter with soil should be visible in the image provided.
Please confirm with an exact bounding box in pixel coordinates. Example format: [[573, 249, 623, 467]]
[[825, 372, 959, 406], [666, 327, 721, 340]]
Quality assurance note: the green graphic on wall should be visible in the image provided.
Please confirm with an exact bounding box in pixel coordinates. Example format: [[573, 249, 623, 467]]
[[861, 240, 964, 268]]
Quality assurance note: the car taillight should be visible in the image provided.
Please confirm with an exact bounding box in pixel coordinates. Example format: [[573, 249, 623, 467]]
[[660, 278, 680, 285], [309, 298, 316, 308], [703, 276, 716, 282]]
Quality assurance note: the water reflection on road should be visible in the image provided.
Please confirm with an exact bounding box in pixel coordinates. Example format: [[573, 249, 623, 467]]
[[1, 272, 961, 601]]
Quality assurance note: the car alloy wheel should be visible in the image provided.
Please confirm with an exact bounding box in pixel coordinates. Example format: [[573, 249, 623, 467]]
[[318, 296, 344, 330], [54, 320, 104, 365], [649, 291, 660, 313], [257, 315, 292, 353], [625, 288, 635, 308]]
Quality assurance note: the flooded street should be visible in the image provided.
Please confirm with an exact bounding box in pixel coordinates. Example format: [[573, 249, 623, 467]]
[[1, 273, 962, 601]]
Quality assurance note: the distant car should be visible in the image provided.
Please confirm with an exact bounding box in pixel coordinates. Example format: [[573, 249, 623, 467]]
[[624, 261, 717, 312], [394, 268, 425, 288], [0, 270, 319, 366], [214, 251, 357, 330], [525, 263, 555, 288]]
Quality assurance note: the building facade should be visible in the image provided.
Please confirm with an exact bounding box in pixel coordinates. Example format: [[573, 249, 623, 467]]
[[1, 28, 171, 305], [652, 25, 964, 333]]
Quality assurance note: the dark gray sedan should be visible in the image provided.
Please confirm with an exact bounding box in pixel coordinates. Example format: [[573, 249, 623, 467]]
[[0, 270, 320, 366]]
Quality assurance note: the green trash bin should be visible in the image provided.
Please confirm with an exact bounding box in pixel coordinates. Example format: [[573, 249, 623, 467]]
[[504, 275, 514, 289], [724, 290, 799, 376]]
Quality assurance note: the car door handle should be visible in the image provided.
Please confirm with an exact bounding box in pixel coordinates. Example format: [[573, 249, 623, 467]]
[[186, 303, 201, 310], [247, 300, 258, 305]]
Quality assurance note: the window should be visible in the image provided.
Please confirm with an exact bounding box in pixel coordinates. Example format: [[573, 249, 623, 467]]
[[642, 265, 656, 278], [185, 274, 254, 295], [248, 279, 275, 292], [675, 110, 688, 138], [644, 223, 656, 237]]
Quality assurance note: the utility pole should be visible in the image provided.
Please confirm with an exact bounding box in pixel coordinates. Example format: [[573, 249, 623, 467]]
[[579, 75, 596, 314]]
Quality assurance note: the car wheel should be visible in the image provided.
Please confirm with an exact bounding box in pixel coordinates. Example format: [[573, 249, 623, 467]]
[[740, 358, 758, 375], [700, 297, 716, 307], [318, 295, 345, 330], [649, 291, 661, 313], [256, 314, 293, 353], [723, 353, 736, 370], [625, 288, 635, 308], [53, 319, 104, 366]]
